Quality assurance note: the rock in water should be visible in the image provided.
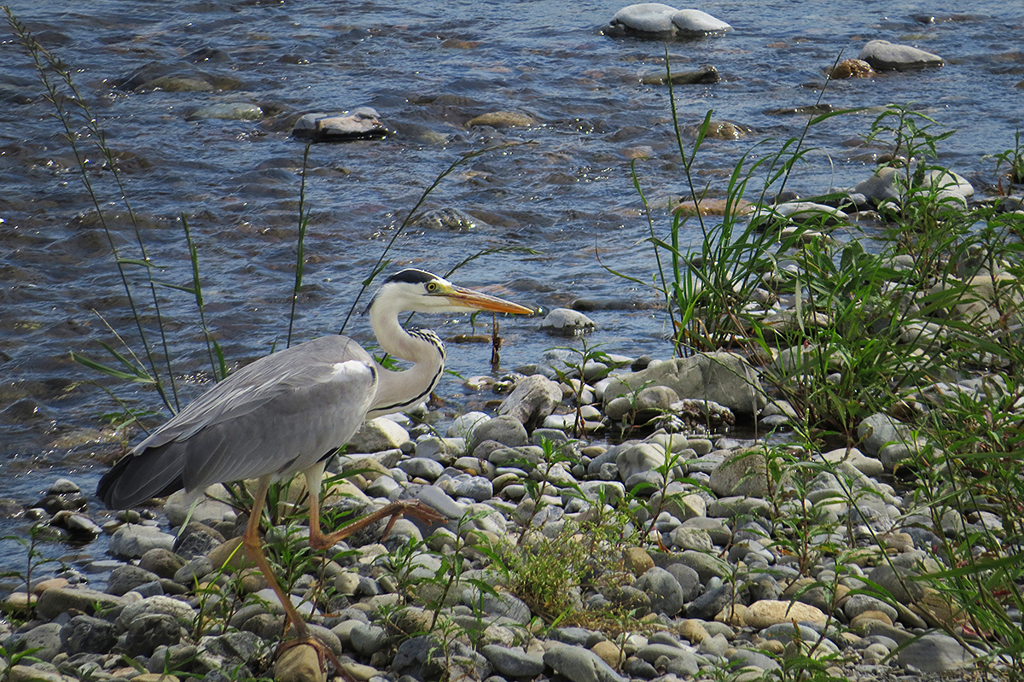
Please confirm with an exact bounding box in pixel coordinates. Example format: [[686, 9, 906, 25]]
[[609, 3, 679, 36], [292, 108, 387, 142], [641, 64, 720, 85], [858, 40, 943, 71], [466, 111, 535, 128], [830, 58, 874, 78], [606, 4, 731, 37], [672, 9, 732, 35], [540, 308, 596, 336]]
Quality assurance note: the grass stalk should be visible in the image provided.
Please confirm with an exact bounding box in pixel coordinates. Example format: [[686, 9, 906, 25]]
[[5, 7, 180, 411]]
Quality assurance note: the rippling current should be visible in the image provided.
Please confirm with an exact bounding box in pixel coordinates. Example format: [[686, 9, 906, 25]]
[[1, 0, 1022, 569]]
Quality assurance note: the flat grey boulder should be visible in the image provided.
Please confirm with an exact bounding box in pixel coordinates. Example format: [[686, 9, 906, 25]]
[[186, 102, 263, 121], [165, 484, 235, 526], [672, 9, 731, 35], [109, 524, 175, 559], [858, 40, 943, 71], [292, 107, 387, 142], [710, 448, 769, 497], [471, 415, 529, 450], [36, 586, 127, 620], [609, 3, 678, 35], [604, 352, 766, 415], [641, 64, 720, 85], [855, 166, 901, 206], [541, 308, 596, 336], [750, 201, 849, 225], [466, 111, 535, 128], [349, 416, 409, 453], [924, 168, 974, 206], [857, 412, 913, 457], [447, 411, 490, 440], [633, 566, 685, 616], [481, 645, 545, 677], [607, 4, 731, 38], [498, 374, 563, 429], [897, 633, 976, 672], [60, 615, 118, 655], [544, 644, 627, 682]]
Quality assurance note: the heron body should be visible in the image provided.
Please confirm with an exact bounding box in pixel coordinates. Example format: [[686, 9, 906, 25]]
[[97, 335, 379, 508], [97, 268, 532, 661]]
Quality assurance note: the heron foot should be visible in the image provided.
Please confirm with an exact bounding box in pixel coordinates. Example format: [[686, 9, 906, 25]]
[[310, 499, 447, 549]]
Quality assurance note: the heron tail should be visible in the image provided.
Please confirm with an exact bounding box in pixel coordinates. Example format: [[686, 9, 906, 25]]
[[97, 444, 186, 509]]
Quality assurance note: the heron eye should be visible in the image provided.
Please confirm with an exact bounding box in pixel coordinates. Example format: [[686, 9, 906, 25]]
[[426, 282, 438, 292]]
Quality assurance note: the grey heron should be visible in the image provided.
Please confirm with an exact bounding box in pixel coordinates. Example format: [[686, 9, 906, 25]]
[[97, 268, 532, 658]]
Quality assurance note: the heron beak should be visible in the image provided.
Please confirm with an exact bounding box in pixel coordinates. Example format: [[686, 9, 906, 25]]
[[445, 286, 534, 315]]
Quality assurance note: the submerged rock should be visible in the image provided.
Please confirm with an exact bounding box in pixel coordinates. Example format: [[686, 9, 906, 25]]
[[830, 58, 874, 78], [466, 111, 536, 128], [641, 64, 720, 85]]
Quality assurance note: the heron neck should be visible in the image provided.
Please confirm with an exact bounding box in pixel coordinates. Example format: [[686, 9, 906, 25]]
[[366, 300, 446, 418]]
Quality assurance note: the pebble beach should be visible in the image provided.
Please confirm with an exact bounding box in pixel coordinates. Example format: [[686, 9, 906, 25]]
[[1, 336, 1013, 682]]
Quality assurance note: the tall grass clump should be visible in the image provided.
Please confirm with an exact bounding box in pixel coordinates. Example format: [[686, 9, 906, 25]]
[[629, 50, 1024, 676]]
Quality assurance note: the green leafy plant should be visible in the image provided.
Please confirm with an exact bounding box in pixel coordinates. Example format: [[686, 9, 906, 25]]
[[985, 128, 1024, 193], [548, 340, 615, 437], [0, 526, 62, 622], [0, 644, 42, 682]]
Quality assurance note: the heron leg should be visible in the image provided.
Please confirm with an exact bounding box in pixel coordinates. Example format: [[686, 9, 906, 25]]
[[244, 476, 348, 679], [303, 465, 446, 550], [242, 475, 315, 642]]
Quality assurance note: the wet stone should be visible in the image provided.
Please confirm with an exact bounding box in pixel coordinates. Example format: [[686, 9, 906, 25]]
[[466, 111, 536, 128], [540, 308, 596, 336], [858, 40, 944, 71], [672, 9, 732, 36], [608, 3, 677, 36], [292, 108, 387, 142], [413, 207, 483, 231], [641, 64, 720, 86]]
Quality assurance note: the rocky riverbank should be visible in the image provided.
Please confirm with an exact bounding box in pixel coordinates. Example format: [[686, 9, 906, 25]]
[[1, 343, 1009, 682]]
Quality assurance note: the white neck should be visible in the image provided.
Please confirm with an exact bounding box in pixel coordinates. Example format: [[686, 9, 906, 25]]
[[365, 294, 446, 418]]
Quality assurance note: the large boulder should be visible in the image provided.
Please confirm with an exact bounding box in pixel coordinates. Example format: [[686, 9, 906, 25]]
[[603, 353, 766, 415], [858, 40, 943, 71], [671, 9, 731, 36], [498, 375, 563, 430], [608, 3, 678, 36]]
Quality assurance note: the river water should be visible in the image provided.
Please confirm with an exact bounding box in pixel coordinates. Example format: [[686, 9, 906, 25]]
[[1, 0, 1022, 571]]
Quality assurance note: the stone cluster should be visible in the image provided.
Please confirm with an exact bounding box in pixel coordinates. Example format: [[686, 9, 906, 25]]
[[1, 346, 997, 682]]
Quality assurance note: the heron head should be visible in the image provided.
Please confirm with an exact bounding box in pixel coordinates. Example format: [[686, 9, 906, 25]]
[[375, 268, 533, 315]]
